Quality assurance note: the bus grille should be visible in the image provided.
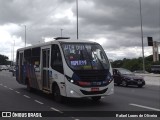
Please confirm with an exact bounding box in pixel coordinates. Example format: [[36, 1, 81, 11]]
[[75, 70, 107, 81]]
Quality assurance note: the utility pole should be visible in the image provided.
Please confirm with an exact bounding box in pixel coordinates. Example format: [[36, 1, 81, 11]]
[[10, 45, 12, 66], [76, 0, 79, 40], [13, 40, 15, 65], [139, 0, 145, 73]]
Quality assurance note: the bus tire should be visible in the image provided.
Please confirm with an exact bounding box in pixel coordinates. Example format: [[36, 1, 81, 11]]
[[91, 96, 101, 102], [26, 79, 33, 92], [53, 85, 62, 103]]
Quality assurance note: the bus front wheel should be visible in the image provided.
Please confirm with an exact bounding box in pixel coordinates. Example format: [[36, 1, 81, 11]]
[[91, 96, 101, 102], [53, 85, 62, 103]]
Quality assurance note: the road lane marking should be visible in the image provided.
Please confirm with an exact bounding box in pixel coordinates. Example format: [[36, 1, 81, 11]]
[[0, 83, 2, 86], [50, 107, 63, 114], [34, 100, 44, 105], [130, 103, 160, 111], [23, 95, 31, 99], [15, 91, 20, 94], [4, 86, 8, 88], [9, 88, 13, 90]]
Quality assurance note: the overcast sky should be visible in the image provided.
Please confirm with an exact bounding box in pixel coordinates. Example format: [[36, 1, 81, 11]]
[[0, 0, 160, 61]]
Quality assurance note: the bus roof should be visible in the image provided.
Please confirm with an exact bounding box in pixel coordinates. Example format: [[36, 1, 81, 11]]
[[17, 39, 98, 51]]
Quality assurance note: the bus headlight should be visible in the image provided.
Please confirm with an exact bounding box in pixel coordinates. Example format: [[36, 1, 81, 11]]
[[106, 74, 113, 83], [65, 75, 77, 85], [70, 90, 74, 94], [70, 80, 74, 83]]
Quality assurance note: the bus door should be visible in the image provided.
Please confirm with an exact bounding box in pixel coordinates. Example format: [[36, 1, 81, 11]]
[[19, 51, 24, 84], [42, 47, 50, 90]]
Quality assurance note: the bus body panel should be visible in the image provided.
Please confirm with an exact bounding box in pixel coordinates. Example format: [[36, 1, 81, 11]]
[[51, 69, 66, 96], [16, 56, 41, 89]]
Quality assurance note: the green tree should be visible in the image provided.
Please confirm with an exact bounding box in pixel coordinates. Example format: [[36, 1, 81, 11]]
[[0, 54, 9, 65], [111, 54, 160, 72]]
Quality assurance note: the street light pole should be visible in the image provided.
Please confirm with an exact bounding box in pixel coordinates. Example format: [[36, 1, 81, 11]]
[[139, 0, 145, 73], [60, 29, 63, 37], [76, 0, 79, 40], [13, 39, 15, 64], [19, 24, 27, 47], [10, 45, 12, 66]]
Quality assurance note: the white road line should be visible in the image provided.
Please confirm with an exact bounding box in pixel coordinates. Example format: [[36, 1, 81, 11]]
[[4, 86, 7, 88], [130, 103, 160, 111], [71, 117, 80, 120], [9, 88, 13, 90], [50, 107, 63, 114], [34, 100, 44, 105], [23, 95, 31, 99], [0, 83, 2, 86], [15, 91, 20, 94]]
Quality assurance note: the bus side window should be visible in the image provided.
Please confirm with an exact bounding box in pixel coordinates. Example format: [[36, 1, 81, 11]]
[[24, 49, 32, 64], [32, 47, 40, 71], [51, 45, 64, 74]]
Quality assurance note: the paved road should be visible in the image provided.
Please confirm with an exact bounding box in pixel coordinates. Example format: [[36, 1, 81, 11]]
[[0, 71, 159, 120]]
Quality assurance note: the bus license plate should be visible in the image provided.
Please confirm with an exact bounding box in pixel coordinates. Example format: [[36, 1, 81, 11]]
[[91, 88, 99, 91]]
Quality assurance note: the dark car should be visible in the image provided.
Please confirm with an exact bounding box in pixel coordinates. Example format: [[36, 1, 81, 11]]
[[113, 68, 145, 88], [9, 66, 15, 72], [12, 68, 16, 76]]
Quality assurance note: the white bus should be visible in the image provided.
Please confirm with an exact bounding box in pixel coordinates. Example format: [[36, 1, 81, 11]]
[[16, 39, 114, 102]]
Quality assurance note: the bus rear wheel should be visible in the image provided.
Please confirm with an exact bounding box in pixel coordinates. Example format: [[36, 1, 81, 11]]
[[53, 85, 62, 103], [26, 80, 33, 92], [91, 96, 101, 102]]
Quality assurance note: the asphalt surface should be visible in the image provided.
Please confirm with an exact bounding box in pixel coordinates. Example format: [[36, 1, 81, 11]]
[[0, 71, 160, 120]]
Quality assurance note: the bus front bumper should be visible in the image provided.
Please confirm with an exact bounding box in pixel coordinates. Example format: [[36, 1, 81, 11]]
[[65, 81, 114, 98]]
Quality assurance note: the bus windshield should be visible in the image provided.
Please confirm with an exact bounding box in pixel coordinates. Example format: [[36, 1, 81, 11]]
[[61, 43, 109, 70]]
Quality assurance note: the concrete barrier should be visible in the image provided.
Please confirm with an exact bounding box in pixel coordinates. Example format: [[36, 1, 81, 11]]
[[135, 73, 160, 77]]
